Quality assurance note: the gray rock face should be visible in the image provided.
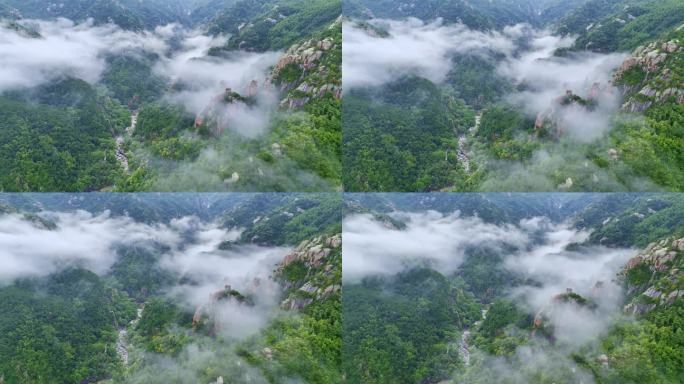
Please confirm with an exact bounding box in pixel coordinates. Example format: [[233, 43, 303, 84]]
[[299, 282, 318, 294], [643, 286, 662, 299], [621, 236, 683, 315], [280, 96, 310, 109], [667, 290, 684, 304], [276, 234, 340, 310], [614, 38, 683, 112], [672, 238, 684, 252], [639, 86, 657, 97], [621, 99, 653, 113], [281, 296, 314, 310], [624, 302, 657, 315]]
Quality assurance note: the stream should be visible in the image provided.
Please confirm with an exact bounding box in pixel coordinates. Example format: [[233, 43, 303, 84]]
[[455, 112, 482, 176], [116, 306, 144, 365], [115, 110, 139, 173], [458, 307, 488, 367]]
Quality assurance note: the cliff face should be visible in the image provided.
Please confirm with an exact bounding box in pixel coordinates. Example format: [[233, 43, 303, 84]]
[[531, 288, 599, 340], [192, 283, 255, 335], [614, 28, 684, 113], [620, 236, 684, 315], [192, 85, 259, 137], [533, 87, 607, 139], [275, 233, 342, 310]]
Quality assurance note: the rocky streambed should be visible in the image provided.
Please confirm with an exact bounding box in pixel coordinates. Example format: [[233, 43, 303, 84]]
[[456, 112, 482, 175], [458, 307, 488, 367], [115, 110, 139, 174], [116, 306, 144, 365]]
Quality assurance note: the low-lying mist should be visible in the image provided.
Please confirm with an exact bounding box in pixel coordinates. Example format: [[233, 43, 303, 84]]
[[342, 211, 529, 282], [343, 18, 628, 141], [344, 210, 637, 380], [0, 18, 282, 138], [343, 18, 516, 90], [0, 206, 302, 381], [0, 209, 291, 336]]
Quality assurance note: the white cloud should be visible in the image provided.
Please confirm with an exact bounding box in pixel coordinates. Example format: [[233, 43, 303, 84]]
[[344, 17, 627, 141], [0, 18, 281, 138], [497, 29, 627, 142], [0, 18, 168, 91], [343, 18, 516, 90], [0, 208, 293, 338], [344, 210, 636, 348], [504, 226, 634, 347], [0, 210, 180, 283], [342, 211, 529, 282]]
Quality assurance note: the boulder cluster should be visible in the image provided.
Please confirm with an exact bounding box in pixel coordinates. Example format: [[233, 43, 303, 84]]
[[615, 38, 684, 113], [276, 234, 342, 310], [622, 237, 684, 315], [270, 19, 342, 110]]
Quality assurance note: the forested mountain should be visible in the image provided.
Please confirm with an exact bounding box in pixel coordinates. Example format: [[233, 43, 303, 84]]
[[0, 193, 342, 383], [343, 0, 684, 192], [343, 193, 684, 383], [0, 0, 341, 192], [0, 0, 192, 30]]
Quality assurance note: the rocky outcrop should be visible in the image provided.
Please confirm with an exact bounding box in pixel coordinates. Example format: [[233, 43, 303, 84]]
[[276, 234, 341, 310], [192, 284, 253, 335], [614, 38, 684, 113], [620, 237, 684, 315], [533, 86, 606, 138], [278, 234, 341, 271], [269, 19, 341, 110], [193, 85, 258, 137], [532, 288, 597, 339]]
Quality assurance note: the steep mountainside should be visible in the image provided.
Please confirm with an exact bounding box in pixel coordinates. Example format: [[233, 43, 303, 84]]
[[557, 0, 684, 52], [622, 236, 684, 315], [0, 0, 192, 30], [614, 26, 684, 113]]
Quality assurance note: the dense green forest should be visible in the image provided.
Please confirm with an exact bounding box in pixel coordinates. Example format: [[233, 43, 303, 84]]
[[0, 0, 341, 192], [343, 0, 684, 192], [0, 193, 342, 383], [343, 193, 684, 383]]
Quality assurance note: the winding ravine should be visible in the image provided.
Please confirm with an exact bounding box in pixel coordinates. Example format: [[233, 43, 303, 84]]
[[458, 307, 488, 367], [116, 306, 144, 365], [456, 111, 482, 176], [115, 110, 139, 173]]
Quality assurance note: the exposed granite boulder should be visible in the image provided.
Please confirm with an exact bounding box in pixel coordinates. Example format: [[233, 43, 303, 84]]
[[614, 38, 683, 112], [275, 234, 341, 310], [620, 237, 683, 315]]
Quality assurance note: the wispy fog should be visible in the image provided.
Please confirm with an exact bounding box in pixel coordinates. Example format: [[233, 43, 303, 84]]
[[344, 210, 636, 352], [0, 209, 292, 339], [343, 18, 516, 90], [0, 210, 180, 283], [342, 211, 529, 282], [0, 18, 281, 138], [0, 18, 167, 91], [497, 28, 627, 142], [344, 18, 628, 141]]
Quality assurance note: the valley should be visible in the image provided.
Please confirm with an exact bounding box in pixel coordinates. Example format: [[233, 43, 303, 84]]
[[0, 0, 341, 192], [343, 0, 684, 192], [0, 193, 343, 384], [343, 192, 684, 383]]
